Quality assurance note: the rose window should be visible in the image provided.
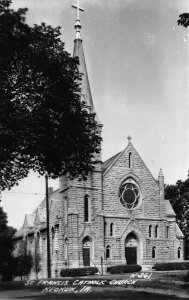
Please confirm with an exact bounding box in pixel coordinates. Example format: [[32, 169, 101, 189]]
[[119, 180, 141, 209]]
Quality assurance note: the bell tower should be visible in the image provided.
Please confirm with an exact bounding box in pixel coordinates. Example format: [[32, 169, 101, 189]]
[[59, 0, 104, 269]]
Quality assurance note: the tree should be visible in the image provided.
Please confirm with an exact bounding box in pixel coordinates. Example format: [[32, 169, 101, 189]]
[[0, 206, 16, 280], [178, 13, 189, 27], [0, 0, 101, 191], [12, 241, 33, 280], [176, 13, 189, 259], [165, 177, 189, 259]]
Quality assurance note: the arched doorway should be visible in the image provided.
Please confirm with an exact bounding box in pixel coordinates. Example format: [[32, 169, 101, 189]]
[[125, 232, 138, 265], [83, 236, 91, 266]]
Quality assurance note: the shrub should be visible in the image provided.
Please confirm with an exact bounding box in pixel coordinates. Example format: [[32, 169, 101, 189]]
[[2, 265, 13, 281], [60, 267, 98, 277], [154, 262, 189, 271], [13, 253, 33, 278], [107, 264, 142, 274]]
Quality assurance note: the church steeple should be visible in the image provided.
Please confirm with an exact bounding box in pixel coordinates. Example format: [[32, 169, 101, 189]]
[[72, 1, 101, 124]]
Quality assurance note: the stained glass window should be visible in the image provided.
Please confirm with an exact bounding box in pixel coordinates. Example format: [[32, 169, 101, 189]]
[[119, 180, 141, 209]]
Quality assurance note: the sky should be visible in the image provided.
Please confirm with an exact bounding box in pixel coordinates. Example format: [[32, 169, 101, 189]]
[[1, 0, 189, 229]]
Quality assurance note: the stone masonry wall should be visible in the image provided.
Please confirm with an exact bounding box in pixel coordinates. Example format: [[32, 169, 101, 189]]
[[102, 143, 184, 267]]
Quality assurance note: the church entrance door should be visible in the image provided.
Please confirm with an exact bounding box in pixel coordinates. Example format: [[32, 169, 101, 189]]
[[83, 236, 91, 266], [125, 247, 137, 264], [125, 232, 138, 265], [83, 248, 90, 266]]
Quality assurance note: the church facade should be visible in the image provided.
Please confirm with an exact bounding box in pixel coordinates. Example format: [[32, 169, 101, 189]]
[[14, 9, 184, 279]]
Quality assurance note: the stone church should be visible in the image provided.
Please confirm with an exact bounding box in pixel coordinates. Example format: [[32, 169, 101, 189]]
[[14, 7, 184, 279]]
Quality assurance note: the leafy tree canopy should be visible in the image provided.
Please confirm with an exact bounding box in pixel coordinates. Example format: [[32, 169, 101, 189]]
[[178, 13, 189, 27], [165, 177, 189, 258], [0, 0, 101, 191], [0, 206, 15, 274]]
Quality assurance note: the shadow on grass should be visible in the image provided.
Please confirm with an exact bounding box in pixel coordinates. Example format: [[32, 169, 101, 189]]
[[7, 290, 182, 300]]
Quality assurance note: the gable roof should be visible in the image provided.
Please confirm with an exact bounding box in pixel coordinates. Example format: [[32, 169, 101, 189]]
[[14, 226, 24, 239], [165, 200, 176, 217], [176, 223, 184, 238], [24, 214, 35, 228], [35, 207, 46, 223], [14, 188, 60, 239], [102, 152, 121, 174], [32, 188, 60, 214]]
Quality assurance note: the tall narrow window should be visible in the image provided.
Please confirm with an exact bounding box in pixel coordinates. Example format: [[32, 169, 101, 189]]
[[129, 152, 131, 168], [152, 246, 156, 258], [42, 236, 46, 258], [54, 225, 60, 253], [36, 232, 40, 255], [178, 247, 181, 259], [106, 245, 111, 259], [149, 225, 152, 238], [110, 223, 114, 236], [65, 238, 68, 260], [104, 222, 107, 236], [84, 195, 89, 222], [155, 225, 158, 238], [35, 232, 41, 271], [166, 226, 169, 238], [51, 227, 55, 255], [64, 197, 67, 224]]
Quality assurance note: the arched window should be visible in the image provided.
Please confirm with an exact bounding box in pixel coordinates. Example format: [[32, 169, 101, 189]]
[[110, 223, 114, 236], [106, 245, 111, 259], [84, 195, 89, 222], [152, 246, 156, 259], [155, 225, 158, 238], [166, 226, 169, 238], [41, 235, 46, 257], [64, 197, 67, 224], [178, 247, 181, 259], [104, 222, 107, 236], [129, 152, 131, 168], [51, 227, 55, 255], [36, 232, 40, 255], [149, 225, 152, 238], [54, 225, 60, 253], [35, 232, 41, 273], [65, 238, 68, 260]]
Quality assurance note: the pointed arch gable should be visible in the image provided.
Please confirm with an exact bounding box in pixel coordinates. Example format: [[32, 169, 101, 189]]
[[79, 224, 96, 240], [103, 143, 159, 187], [119, 218, 145, 240]]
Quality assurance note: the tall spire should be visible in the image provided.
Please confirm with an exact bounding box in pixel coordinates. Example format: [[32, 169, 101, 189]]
[[71, 1, 101, 124]]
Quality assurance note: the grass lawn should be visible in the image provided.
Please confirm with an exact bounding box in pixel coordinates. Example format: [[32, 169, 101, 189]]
[[0, 271, 189, 299]]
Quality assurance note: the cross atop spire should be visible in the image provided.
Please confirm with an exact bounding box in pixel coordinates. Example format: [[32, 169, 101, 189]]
[[72, 0, 85, 39], [127, 135, 132, 144]]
